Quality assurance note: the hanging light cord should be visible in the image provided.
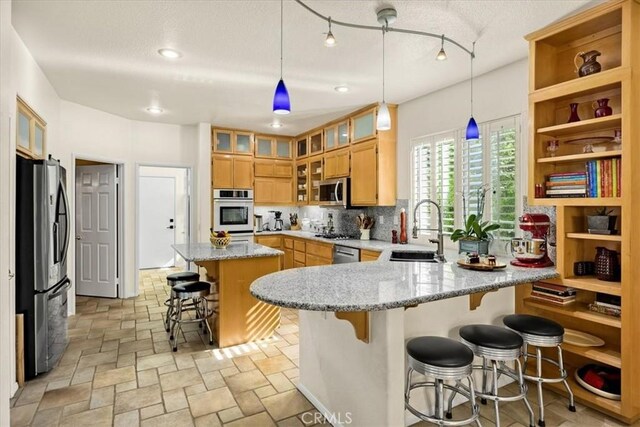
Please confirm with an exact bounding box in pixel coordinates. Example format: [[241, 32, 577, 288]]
[[294, 0, 475, 58], [470, 41, 475, 116], [382, 25, 386, 103], [280, 0, 284, 79]]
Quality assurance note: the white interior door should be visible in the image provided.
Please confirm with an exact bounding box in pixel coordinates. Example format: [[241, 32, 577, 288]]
[[75, 165, 117, 297], [139, 176, 176, 269]]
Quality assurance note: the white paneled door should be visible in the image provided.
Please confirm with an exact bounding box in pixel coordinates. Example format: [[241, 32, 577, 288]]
[[139, 176, 176, 269], [75, 165, 117, 297]]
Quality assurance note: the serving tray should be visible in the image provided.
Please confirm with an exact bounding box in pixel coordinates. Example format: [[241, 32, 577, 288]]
[[456, 259, 507, 271]]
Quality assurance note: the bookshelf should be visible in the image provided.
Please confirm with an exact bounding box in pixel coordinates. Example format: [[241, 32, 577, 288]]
[[519, 0, 640, 423]]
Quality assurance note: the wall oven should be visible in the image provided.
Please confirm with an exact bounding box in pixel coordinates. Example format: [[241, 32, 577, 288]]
[[318, 178, 351, 208], [212, 189, 254, 234]]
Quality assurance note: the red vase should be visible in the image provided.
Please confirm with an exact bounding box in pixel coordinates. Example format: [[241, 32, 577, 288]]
[[567, 103, 581, 123], [594, 98, 613, 118]]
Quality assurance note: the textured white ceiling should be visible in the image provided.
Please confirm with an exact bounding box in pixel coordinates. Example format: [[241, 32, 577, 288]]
[[12, 0, 596, 134]]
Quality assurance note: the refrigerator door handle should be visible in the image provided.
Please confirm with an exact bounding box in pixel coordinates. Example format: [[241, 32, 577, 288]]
[[48, 278, 71, 300], [58, 180, 70, 265], [52, 222, 60, 263]]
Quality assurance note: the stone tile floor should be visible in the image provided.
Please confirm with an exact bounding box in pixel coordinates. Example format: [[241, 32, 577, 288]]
[[9, 268, 638, 427]]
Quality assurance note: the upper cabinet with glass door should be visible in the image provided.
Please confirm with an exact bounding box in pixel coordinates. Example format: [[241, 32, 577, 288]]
[[255, 136, 293, 159], [350, 107, 377, 144], [255, 136, 274, 158], [296, 136, 308, 159], [324, 121, 350, 152], [308, 131, 323, 155], [275, 138, 292, 159], [16, 98, 46, 159], [212, 129, 254, 155]]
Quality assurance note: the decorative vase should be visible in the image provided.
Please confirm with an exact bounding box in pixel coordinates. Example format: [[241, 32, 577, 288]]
[[458, 239, 489, 255], [290, 224, 301, 231], [360, 229, 370, 241], [574, 50, 602, 77], [586, 215, 617, 233], [593, 98, 613, 118], [595, 247, 619, 281], [568, 103, 581, 123]]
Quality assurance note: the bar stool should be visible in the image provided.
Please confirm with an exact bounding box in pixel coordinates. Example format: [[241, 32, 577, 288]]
[[405, 336, 482, 426], [169, 281, 215, 351], [451, 325, 536, 427], [164, 271, 200, 334], [503, 314, 576, 426]]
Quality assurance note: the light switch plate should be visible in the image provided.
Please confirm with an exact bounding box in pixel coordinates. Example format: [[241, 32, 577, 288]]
[[378, 216, 384, 225], [393, 216, 399, 225]]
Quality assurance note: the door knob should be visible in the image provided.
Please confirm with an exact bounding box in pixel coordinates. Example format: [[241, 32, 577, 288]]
[[8, 270, 14, 280], [76, 235, 82, 240], [167, 225, 175, 230]]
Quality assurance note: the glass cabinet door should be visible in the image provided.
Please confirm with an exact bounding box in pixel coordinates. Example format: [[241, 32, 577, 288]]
[[34, 123, 45, 158], [256, 137, 273, 157], [276, 139, 291, 158], [18, 110, 30, 151], [296, 137, 308, 158], [351, 109, 377, 143], [324, 127, 336, 151], [337, 121, 349, 147], [309, 132, 323, 154], [214, 130, 233, 152], [234, 132, 253, 154], [296, 163, 308, 203]]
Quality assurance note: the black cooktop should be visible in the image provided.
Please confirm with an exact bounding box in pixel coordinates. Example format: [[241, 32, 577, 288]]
[[314, 233, 358, 240]]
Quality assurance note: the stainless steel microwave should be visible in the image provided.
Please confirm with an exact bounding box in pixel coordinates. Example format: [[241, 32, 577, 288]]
[[318, 178, 351, 208]]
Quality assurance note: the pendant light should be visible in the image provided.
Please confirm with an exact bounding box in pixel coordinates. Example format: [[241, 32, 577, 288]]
[[436, 34, 447, 61], [376, 26, 391, 131], [273, 0, 290, 115], [465, 42, 479, 140], [324, 17, 336, 47]]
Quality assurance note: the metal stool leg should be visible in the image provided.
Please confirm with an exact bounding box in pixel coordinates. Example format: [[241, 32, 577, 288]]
[[169, 295, 178, 340], [201, 297, 214, 345], [404, 367, 413, 401], [172, 298, 183, 352], [536, 347, 545, 426], [481, 357, 488, 405], [558, 345, 576, 412], [435, 379, 444, 421], [445, 380, 459, 419], [491, 360, 501, 427], [165, 292, 174, 332], [468, 376, 483, 427], [516, 358, 536, 427]]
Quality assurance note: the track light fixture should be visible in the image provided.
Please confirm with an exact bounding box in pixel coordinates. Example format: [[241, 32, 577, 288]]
[[325, 17, 336, 47], [436, 34, 447, 61]]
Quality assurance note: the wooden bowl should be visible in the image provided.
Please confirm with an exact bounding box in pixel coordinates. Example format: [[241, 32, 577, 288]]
[[210, 236, 231, 249]]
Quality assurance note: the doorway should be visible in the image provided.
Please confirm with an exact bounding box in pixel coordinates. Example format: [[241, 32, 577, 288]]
[[137, 166, 191, 272], [74, 159, 123, 298]]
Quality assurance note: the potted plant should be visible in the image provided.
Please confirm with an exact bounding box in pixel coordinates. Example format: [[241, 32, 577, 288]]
[[587, 207, 617, 234], [451, 214, 500, 254]]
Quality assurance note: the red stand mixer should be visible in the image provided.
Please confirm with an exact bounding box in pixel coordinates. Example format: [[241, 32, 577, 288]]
[[510, 213, 554, 268]]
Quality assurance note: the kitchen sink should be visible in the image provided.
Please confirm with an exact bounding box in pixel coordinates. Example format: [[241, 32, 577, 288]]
[[389, 250, 438, 263]]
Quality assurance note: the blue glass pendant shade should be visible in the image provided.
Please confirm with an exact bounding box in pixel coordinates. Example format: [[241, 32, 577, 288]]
[[273, 79, 291, 115], [466, 116, 479, 140]]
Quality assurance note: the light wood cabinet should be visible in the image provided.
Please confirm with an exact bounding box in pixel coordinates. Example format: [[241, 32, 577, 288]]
[[255, 159, 293, 178], [350, 107, 377, 144], [255, 235, 282, 249], [213, 129, 254, 155], [324, 148, 350, 179], [255, 136, 293, 159], [16, 98, 46, 159], [350, 140, 378, 205], [306, 254, 332, 266], [516, 1, 640, 423], [254, 177, 293, 204], [212, 155, 253, 189], [233, 157, 254, 189], [255, 136, 274, 158], [280, 236, 333, 267], [296, 136, 308, 159], [283, 248, 294, 269], [326, 121, 350, 152], [308, 156, 323, 205], [305, 241, 333, 259], [360, 249, 381, 262], [295, 161, 308, 204], [276, 139, 292, 159], [308, 130, 323, 155]]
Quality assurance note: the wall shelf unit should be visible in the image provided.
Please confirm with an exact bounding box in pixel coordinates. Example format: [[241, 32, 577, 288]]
[[520, 0, 639, 422]]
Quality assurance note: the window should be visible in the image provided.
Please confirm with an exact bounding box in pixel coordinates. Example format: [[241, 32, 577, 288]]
[[411, 115, 520, 252]]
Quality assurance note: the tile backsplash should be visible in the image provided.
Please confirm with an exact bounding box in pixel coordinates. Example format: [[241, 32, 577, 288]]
[[259, 200, 410, 242]]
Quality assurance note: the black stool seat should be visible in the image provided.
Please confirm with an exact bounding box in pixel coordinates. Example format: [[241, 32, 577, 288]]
[[504, 314, 564, 337], [460, 325, 523, 350], [173, 281, 210, 294], [407, 336, 474, 368], [167, 271, 199, 283]]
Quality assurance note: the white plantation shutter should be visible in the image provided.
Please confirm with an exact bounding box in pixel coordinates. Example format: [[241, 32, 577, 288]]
[[411, 115, 520, 252]]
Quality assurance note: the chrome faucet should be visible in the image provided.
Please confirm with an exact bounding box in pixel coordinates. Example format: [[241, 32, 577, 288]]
[[412, 199, 446, 262]]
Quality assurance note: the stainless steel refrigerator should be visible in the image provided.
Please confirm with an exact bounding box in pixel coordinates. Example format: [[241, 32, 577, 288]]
[[16, 155, 71, 379]]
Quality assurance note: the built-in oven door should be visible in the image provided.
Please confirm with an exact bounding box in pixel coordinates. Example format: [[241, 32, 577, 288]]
[[34, 277, 70, 374], [213, 201, 254, 233]]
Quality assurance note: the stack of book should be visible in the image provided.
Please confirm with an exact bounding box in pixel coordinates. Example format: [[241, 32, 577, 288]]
[[530, 282, 577, 305], [588, 293, 621, 317], [585, 158, 621, 198], [546, 171, 587, 198]]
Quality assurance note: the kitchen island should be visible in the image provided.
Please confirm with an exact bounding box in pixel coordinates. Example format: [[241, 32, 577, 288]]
[[251, 248, 558, 426], [173, 242, 283, 347]]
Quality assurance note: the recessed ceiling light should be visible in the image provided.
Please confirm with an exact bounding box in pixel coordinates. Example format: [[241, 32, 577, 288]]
[[146, 106, 164, 114], [270, 122, 283, 129], [334, 85, 349, 93], [158, 48, 182, 59]]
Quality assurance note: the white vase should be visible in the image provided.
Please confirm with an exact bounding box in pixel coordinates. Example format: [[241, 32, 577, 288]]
[[360, 229, 370, 240]]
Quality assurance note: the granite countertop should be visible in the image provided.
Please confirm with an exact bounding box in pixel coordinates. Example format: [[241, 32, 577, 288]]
[[255, 230, 427, 252], [172, 242, 283, 262], [250, 248, 559, 311]]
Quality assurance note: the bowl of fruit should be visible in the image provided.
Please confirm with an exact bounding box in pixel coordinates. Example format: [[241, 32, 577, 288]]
[[210, 230, 231, 249]]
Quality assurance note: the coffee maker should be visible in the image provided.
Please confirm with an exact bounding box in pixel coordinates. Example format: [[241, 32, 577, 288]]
[[270, 210, 284, 231], [510, 213, 554, 268]]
